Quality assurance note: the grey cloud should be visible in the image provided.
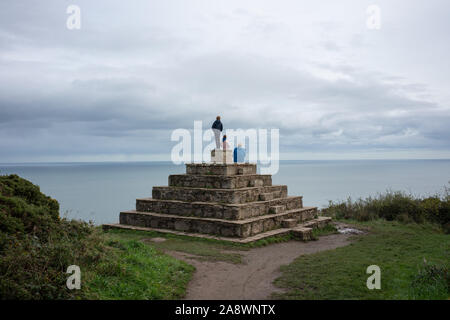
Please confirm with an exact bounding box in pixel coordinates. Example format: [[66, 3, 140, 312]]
[[0, 0, 449, 161]]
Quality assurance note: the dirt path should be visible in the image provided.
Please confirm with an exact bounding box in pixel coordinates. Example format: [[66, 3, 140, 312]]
[[168, 234, 353, 300]]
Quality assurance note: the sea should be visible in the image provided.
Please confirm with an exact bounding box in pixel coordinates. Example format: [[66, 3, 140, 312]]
[[1, 160, 449, 225]]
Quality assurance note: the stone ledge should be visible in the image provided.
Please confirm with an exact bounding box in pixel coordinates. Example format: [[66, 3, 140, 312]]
[[119, 206, 317, 238], [169, 174, 272, 189], [122, 206, 317, 225], [102, 223, 292, 243], [136, 196, 303, 220], [152, 185, 287, 204], [103, 216, 331, 243], [186, 163, 257, 176], [303, 216, 332, 228]]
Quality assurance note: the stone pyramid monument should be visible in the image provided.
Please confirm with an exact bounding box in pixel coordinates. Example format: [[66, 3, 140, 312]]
[[104, 150, 331, 243]]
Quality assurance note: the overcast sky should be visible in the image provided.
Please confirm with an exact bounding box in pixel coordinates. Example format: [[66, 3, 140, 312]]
[[0, 0, 449, 162]]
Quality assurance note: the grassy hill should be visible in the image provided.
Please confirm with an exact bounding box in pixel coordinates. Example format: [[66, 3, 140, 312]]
[[0, 174, 193, 299]]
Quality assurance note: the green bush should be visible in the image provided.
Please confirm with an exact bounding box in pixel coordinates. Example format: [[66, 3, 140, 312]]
[[409, 262, 449, 300], [322, 188, 450, 232], [0, 174, 105, 299], [0, 174, 194, 300]]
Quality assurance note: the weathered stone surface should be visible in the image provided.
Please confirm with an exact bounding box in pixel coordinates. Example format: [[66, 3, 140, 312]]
[[186, 163, 256, 176], [210, 149, 233, 164], [174, 220, 190, 231], [269, 205, 284, 214], [291, 227, 313, 241], [259, 193, 274, 201], [263, 219, 276, 231], [152, 185, 287, 204], [282, 219, 297, 228], [136, 196, 303, 220], [287, 207, 317, 222], [169, 174, 272, 189], [251, 220, 264, 235], [102, 223, 293, 243], [111, 161, 330, 241], [303, 216, 332, 229], [119, 206, 317, 238], [104, 216, 330, 243]]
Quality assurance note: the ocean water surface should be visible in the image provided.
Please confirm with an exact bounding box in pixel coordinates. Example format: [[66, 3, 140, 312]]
[[1, 160, 449, 224]]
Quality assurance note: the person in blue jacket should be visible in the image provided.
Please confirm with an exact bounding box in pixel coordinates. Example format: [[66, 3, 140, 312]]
[[233, 144, 246, 163], [211, 116, 223, 149]]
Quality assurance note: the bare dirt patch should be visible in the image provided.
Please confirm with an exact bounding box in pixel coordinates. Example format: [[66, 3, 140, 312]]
[[143, 237, 167, 243], [167, 233, 353, 300]]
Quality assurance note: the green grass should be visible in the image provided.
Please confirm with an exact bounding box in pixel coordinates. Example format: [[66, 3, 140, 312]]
[[102, 228, 297, 264], [311, 224, 339, 240], [83, 227, 300, 298], [409, 263, 448, 299], [104, 229, 246, 264], [273, 220, 449, 300], [83, 239, 194, 299]]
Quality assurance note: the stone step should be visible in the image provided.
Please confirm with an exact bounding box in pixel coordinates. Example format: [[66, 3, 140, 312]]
[[292, 216, 332, 241], [292, 217, 333, 241], [281, 219, 298, 228], [268, 205, 284, 214], [119, 206, 317, 238], [169, 174, 272, 189], [103, 216, 330, 244], [291, 227, 313, 241], [186, 163, 257, 176], [152, 185, 287, 204], [136, 196, 303, 220], [259, 193, 274, 201], [103, 223, 292, 243], [303, 216, 332, 228]]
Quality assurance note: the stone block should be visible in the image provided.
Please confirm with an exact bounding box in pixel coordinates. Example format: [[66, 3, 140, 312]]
[[211, 149, 233, 164], [263, 218, 276, 231], [174, 220, 191, 231], [153, 185, 286, 204], [239, 224, 252, 238], [291, 227, 313, 241], [186, 163, 257, 176], [282, 219, 298, 228], [269, 205, 284, 214], [220, 226, 236, 237], [259, 193, 274, 201], [168, 174, 272, 189]]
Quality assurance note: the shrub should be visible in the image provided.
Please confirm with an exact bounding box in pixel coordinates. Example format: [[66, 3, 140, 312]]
[[322, 188, 450, 232], [0, 174, 105, 299], [409, 262, 449, 300]]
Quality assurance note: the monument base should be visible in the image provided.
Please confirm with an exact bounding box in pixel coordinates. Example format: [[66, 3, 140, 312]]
[[103, 162, 331, 243], [211, 149, 233, 164]]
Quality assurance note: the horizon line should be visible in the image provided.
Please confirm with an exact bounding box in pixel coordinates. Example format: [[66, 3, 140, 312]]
[[1, 158, 450, 165]]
